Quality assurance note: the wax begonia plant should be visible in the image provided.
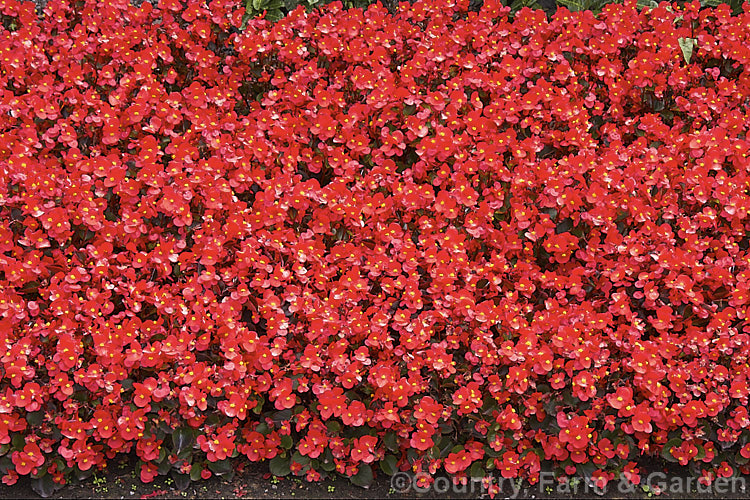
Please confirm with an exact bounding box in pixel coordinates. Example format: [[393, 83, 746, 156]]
[[1, 0, 750, 496]]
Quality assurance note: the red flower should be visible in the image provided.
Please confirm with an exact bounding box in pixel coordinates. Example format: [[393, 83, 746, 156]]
[[318, 388, 347, 420], [270, 379, 296, 410], [410, 429, 435, 451], [444, 450, 471, 475], [452, 382, 483, 415], [140, 462, 159, 483], [558, 415, 594, 451], [498, 451, 521, 479], [11, 443, 45, 476], [350, 435, 377, 464], [341, 400, 367, 427], [668, 441, 699, 466], [413, 397, 443, 425], [630, 404, 653, 434]]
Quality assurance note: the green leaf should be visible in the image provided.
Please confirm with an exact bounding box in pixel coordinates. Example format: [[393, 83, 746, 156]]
[[252, 0, 266, 10], [541, 207, 558, 220], [75, 467, 94, 482], [320, 449, 336, 472], [280, 435, 293, 450], [31, 475, 59, 498], [170, 471, 191, 491], [240, 12, 252, 30], [208, 459, 234, 477], [350, 464, 374, 488], [172, 428, 195, 456], [203, 414, 221, 427], [439, 439, 454, 458], [11, 433, 24, 450], [555, 218, 574, 234], [252, 397, 264, 414], [380, 455, 398, 476], [576, 461, 596, 479], [272, 409, 293, 423], [469, 462, 485, 478], [508, 0, 541, 14], [678, 37, 698, 65], [190, 463, 203, 482], [291, 451, 311, 467], [269, 456, 291, 477], [556, 0, 584, 11], [661, 438, 682, 463], [383, 432, 399, 452], [26, 411, 44, 426], [265, 9, 284, 22], [157, 457, 172, 475]]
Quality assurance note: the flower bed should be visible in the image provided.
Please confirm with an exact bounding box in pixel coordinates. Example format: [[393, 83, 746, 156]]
[[1, 0, 750, 496]]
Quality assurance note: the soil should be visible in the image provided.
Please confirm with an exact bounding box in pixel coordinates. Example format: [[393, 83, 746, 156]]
[[1, 456, 749, 499]]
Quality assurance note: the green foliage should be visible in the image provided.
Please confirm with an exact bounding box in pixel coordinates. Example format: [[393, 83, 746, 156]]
[[269, 456, 291, 477], [349, 464, 374, 488], [678, 37, 698, 64], [241, 0, 375, 29], [31, 474, 62, 499], [239, 0, 746, 28], [338, 0, 377, 9], [379, 455, 398, 476], [555, 0, 620, 13], [636, 0, 658, 9], [507, 0, 543, 14], [701, 0, 746, 14], [241, 0, 286, 27]]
